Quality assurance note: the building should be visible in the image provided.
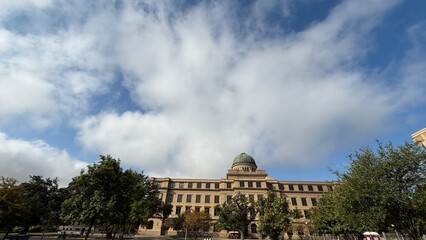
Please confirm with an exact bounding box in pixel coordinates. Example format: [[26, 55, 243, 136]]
[[139, 153, 335, 238], [412, 128, 426, 149]]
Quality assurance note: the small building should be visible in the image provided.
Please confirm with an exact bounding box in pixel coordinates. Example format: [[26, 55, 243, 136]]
[[139, 153, 335, 238]]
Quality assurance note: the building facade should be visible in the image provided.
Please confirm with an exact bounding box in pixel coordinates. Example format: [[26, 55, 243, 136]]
[[412, 128, 426, 149], [139, 153, 335, 238]]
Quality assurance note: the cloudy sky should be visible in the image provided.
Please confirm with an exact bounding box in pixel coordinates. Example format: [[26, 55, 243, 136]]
[[1, 0, 425, 186]]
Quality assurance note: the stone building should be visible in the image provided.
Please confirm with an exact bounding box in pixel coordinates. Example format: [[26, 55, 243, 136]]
[[139, 153, 335, 238], [412, 128, 426, 149]]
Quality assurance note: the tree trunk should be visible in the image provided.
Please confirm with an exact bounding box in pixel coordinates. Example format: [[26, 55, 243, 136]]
[[85, 220, 94, 240], [120, 226, 126, 240], [2, 228, 11, 240]]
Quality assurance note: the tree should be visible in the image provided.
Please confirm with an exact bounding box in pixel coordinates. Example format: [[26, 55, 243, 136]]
[[0, 177, 29, 240], [159, 202, 173, 235], [171, 213, 185, 231], [61, 155, 164, 240], [311, 142, 426, 239], [183, 211, 212, 239], [217, 194, 256, 239], [21, 176, 69, 234], [256, 191, 292, 240], [311, 191, 346, 235]]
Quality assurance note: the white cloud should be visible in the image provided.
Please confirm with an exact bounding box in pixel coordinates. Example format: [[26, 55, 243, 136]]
[[0, 4, 116, 128], [76, 0, 407, 178], [0, 132, 87, 186]]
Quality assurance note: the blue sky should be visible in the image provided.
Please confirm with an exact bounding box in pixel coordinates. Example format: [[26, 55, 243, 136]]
[[1, 0, 425, 186]]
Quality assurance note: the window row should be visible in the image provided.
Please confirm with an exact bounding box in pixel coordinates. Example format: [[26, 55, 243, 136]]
[[173, 205, 313, 219], [174, 206, 220, 216], [168, 182, 222, 189], [168, 194, 222, 204], [166, 181, 332, 192], [290, 197, 317, 207]]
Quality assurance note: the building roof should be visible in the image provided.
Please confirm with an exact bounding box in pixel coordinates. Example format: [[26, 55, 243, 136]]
[[232, 153, 257, 168]]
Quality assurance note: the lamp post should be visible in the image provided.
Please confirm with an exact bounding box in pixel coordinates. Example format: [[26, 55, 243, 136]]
[[391, 224, 401, 240], [305, 222, 311, 240]]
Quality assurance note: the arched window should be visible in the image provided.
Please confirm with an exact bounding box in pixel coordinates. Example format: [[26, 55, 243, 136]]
[[147, 220, 154, 229], [251, 223, 257, 234]]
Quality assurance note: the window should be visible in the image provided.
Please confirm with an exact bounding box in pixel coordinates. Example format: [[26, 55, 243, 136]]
[[177, 194, 183, 203], [195, 206, 201, 212], [256, 181, 262, 188], [298, 185, 304, 191], [214, 206, 219, 216], [289, 185, 294, 191], [147, 220, 154, 229], [311, 198, 317, 206], [197, 182, 202, 189], [267, 183, 273, 190], [328, 185, 333, 191], [167, 194, 173, 203], [291, 197, 297, 206], [176, 206, 182, 215], [257, 194, 263, 201], [215, 183, 220, 189], [169, 182, 175, 188], [186, 194, 192, 203], [317, 185, 323, 191], [227, 195, 232, 203], [304, 210, 310, 219], [308, 185, 313, 191], [227, 182, 232, 189], [249, 194, 254, 202], [204, 207, 210, 215], [248, 181, 253, 188], [301, 197, 307, 206], [179, 182, 184, 188], [240, 181, 245, 187], [196, 195, 201, 203], [206, 182, 211, 189], [205, 195, 210, 204], [214, 195, 220, 204], [188, 182, 193, 189], [185, 206, 191, 212], [279, 184, 285, 190], [251, 224, 257, 234]]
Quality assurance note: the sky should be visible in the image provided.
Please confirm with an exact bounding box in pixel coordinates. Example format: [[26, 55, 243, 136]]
[[1, 0, 426, 186]]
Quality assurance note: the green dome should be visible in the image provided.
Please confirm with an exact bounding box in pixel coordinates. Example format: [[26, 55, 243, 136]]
[[232, 153, 257, 168]]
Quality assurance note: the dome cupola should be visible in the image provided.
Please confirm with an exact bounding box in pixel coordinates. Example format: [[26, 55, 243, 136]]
[[231, 153, 257, 172]]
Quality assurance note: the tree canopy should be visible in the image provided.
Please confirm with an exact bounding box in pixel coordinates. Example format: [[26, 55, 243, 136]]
[[217, 194, 256, 239], [61, 155, 163, 240], [311, 142, 426, 239], [0, 177, 29, 240], [184, 211, 212, 239], [256, 191, 292, 240], [21, 176, 69, 232]]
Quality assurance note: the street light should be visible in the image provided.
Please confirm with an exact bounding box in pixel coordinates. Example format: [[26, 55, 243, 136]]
[[305, 222, 311, 240], [391, 224, 401, 240]]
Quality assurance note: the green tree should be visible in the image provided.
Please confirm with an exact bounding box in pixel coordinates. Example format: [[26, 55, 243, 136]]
[[0, 177, 29, 240], [21, 176, 68, 234], [256, 191, 292, 240], [61, 155, 127, 240], [311, 191, 346, 235], [61, 155, 164, 240], [159, 202, 173, 235], [183, 211, 212, 239], [311, 142, 426, 239], [217, 194, 256, 239], [171, 213, 185, 231]]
